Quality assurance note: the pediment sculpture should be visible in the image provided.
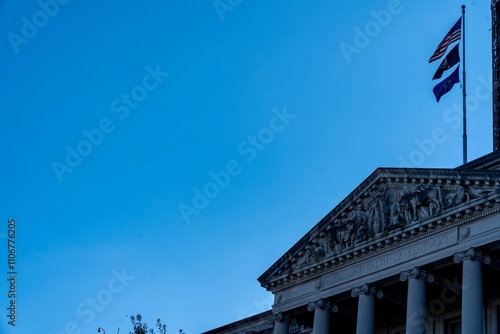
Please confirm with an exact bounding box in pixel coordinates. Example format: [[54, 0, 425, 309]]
[[292, 180, 498, 269]]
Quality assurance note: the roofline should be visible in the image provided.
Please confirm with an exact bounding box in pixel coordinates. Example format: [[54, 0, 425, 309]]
[[201, 310, 273, 334], [456, 150, 500, 170]]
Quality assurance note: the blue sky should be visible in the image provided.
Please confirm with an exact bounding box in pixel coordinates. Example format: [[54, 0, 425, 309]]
[[0, 0, 494, 333]]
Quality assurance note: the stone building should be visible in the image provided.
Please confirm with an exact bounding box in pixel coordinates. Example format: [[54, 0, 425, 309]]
[[204, 155, 500, 334], [493, 0, 500, 150], [203, 3, 500, 334]]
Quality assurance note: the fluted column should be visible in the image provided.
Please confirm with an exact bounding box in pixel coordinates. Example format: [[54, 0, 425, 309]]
[[400, 267, 434, 334], [453, 248, 490, 334], [272, 312, 289, 334], [307, 298, 338, 334], [351, 284, 383, 334]]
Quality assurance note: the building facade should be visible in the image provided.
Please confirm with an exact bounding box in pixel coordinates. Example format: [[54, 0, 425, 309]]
[[204, 3, 500, 334], [204, 154, 500, 334], [493, 0, 500, 151]]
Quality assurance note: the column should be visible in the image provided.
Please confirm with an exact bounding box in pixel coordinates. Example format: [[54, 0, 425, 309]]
[[272, 312, 289, 334], [400, 267, 434, 334], [351, 284, 383, 334], [307, 298, 338, 334], [453, 247, 490, 334]]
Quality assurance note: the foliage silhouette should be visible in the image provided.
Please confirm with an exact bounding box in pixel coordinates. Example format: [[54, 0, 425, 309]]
[[128, 314, 185, 334]]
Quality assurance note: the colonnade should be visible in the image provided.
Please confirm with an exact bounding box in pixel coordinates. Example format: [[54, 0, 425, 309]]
[[273, 247, 490, 334]]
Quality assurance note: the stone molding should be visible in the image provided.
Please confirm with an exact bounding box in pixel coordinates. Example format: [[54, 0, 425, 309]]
[[453, 247, 491, 264], [306, 298, 338, 313], [272, 312, 289, 324], [351, 284, 383, 298], [399, 267, 434, 282]]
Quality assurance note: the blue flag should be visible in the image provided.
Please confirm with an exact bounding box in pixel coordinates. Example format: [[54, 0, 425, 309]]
[[433, 65, 460, 102]]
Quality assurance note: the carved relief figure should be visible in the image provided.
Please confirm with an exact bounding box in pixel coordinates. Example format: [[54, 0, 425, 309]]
[[388, 196, 407, 228], [352, 204, 372, 243], [350, 204, 368, 226], [368, 184, 387, 235], [467, 186, 490, 197], [367, 183, 400, 235], [354, 220, 372, 244], [326, 219, 356, 252], [325, 227, 340, 253], [337, 220, 356, 249], [446, 186, 468, 206], [400, 184, 444, 222], [296, 243, 325, 267], [447, 185, 490, 207]]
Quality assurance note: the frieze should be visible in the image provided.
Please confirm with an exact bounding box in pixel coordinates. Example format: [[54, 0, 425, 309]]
[[323, 230, 457, 288]]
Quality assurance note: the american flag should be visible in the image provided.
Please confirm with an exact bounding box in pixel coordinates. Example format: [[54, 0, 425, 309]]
[[429, 17, 462, 63]]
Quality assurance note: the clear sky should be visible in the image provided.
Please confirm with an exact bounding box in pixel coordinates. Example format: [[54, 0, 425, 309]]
[[0, 0, 494, 333]]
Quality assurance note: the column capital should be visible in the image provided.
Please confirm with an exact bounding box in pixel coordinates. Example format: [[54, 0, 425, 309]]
[[351, 283, 383, 298], [400, 267, 434, 282], [453, 247, 491, 264], [272, 312, 290, 324], [306, 298, 338, 312]]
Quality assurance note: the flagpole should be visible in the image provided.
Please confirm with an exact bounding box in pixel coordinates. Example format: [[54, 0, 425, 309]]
[[462, 5, 467, 164]]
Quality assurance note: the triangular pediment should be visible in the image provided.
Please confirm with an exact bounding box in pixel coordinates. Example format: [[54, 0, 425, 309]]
[[258, 167, 500, 291]]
